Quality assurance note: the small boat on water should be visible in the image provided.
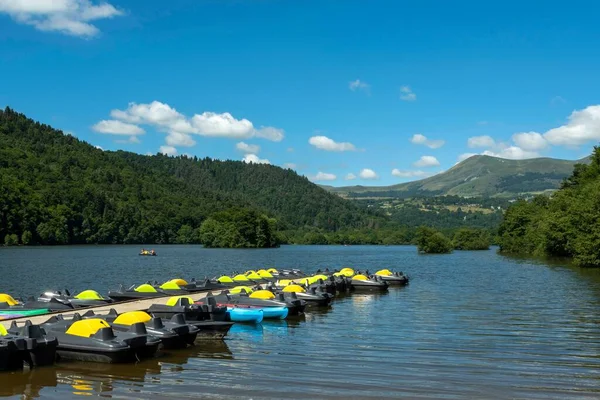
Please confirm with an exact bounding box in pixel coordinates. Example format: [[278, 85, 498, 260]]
[[1, 321, 58, 370], [277, 285, 333, 307], [199, 288, 294, 319], [139, 249, 157, 256], [147, 297, 233, 340], [40, 313, 160, 363], [38, 290, 114, 309], [81, 310, 199, 349], [350, 274, 389, 292], [0, 293, 73, 319], [227, 307, 264, 323], [373, 269, 410, 285]]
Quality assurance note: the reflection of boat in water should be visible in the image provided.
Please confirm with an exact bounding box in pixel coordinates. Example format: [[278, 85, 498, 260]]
[[0, 367, 58, 397]]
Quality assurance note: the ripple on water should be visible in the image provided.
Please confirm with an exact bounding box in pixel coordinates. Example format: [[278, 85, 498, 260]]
[[1, 245, 600, 399]]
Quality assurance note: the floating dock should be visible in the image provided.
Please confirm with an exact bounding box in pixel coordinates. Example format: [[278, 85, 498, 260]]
[[0, 291, 210, 329]]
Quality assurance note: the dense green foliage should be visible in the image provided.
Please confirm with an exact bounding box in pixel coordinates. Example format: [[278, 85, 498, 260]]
[[0, 107, 381, 246], [452, 228, 491, 250], [415, 226, 453, 254], [497, 146, 600, 267], [199, 208, 279, 248]]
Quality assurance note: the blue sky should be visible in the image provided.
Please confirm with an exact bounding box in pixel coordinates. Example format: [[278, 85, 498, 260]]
[[1, 0, 600, 186]]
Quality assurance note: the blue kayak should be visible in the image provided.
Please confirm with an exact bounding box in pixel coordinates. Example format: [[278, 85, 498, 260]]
[[262, 306, 288, 320], [227, 307, 263, 323]]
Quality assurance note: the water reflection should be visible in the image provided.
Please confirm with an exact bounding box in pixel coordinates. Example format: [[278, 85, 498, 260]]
[[3, 246, 600, 398], [0, 368, 57, 398], [0, 340, 235, 399]]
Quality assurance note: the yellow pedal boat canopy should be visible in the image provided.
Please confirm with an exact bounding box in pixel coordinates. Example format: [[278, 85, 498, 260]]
[[66, 319, 111, 337], [250, 290, 276, 300], [114, 311, 152, 326]]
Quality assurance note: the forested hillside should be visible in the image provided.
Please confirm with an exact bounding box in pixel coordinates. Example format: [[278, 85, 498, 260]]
[[497, 146, 600, 267], [0, 107, 380, 245]]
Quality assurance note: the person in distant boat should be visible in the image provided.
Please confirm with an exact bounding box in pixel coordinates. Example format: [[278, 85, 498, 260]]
[[151, 249, 156, 255]]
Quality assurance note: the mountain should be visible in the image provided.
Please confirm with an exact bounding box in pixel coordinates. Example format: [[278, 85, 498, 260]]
[[324, 155, 591, 198], [0, 107, 378, 245]]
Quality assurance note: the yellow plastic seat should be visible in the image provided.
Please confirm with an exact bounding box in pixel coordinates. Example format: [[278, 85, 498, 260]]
[[159, 281, 181, 290], [340, 268, 355, 277], [167, 278, 188, 286], [114, 311, 152, 326], [258, 270, 274, 278], [66, 319, 111, 337], [217, 276, 234, 284], [229, 286, 254, 294], [233, 274, 250, 282], [0, 293, 19, 306], [278, 279, 293, 286], [166, 296, 194, 306], [134, 284, 157, 293], [0, 325, 7, 336], [267, 268, 278, 274], [74, 290, 103, 300], [250, 290, 276, 300], [246, 272, 263, 280], [375, 269, 393, 276], [282, 285, 306, 293], [352, 274, 369, 281]]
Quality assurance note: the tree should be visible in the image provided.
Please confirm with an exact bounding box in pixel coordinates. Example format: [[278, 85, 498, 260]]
[[415, 226, 453, 254], [453, 228, 490, 250], [4, 233, 18, 246]]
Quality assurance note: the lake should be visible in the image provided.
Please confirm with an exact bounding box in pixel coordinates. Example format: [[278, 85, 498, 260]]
[[1, 245, 600, 399]]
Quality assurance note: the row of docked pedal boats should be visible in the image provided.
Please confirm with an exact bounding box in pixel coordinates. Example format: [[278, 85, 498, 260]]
[[1, 267, 408, 371]]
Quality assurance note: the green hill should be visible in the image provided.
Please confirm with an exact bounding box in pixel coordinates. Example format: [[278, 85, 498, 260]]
[[325, 155, 590, 198], [0, 107, 378, 245]]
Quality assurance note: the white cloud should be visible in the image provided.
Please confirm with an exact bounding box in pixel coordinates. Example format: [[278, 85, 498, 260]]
[[413, 155, 440, 168], [191, 112, 254, 138], [345, 173, 357, 180], [0, 0, 124, 37], [457, 153, 477, 162], [236, 142, 260, 154], [255, 126, 284, 142], [359, 168, 378, 180], [159, 145, 177, 156], [391, 169, 431, 178], [242, 154, 270, 164], [482, 147, 540, 160], [400, 85, 416, 101], [166, 131, 196, 147], [544, 105, 600, 146], [410, 133, 445, 149], [92, 120, 145, 135], [512, 131, 548, 151], [349, 79, 370, 94], [312, 172, 337, 181], [283, 163, 297, 169], [468, 135, 496, 148], [112, 101, 188, 129], [107, 101, 284, 142], [309, 135, 356, 152]]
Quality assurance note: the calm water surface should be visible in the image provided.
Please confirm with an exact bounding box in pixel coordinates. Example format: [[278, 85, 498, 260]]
[[1, 245, 600, 399]]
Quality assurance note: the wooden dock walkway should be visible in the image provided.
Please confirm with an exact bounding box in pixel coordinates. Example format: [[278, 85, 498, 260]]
[[1, 291, 210, 329]]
